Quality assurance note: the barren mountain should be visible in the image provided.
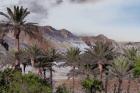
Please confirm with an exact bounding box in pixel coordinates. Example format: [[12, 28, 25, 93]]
[[80, 34, 115, 46], [0, 25, 88, 52], [0, 24, 139, 53]]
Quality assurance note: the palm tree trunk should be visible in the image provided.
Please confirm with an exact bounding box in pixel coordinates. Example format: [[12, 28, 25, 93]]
[[98, 63, 103, 80], [43, 68, 46, 79], [105, 72, 109, 93], [113, 84, 117, 93], [72, 66, 75, 93], [15, 28, 21, 70], [15, 27, 21, 52], [31, 58, 38, 75], [31, 58, 35, 67], [23, 64, 26, 73], [50, 65, 53, 93], [127, 75, 131, 93], [91, 87, 96, 93], [118, 78, 122, 93], [16, 37, 20, 52], [38, 68, 43, 76]]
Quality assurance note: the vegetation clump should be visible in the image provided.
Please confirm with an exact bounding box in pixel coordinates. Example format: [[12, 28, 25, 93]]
[[82, 76, 103, 93], [0, 69, 51, 93]]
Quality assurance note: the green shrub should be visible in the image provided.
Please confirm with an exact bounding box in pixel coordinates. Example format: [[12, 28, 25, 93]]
[[0, 69, 51, 93], [81, 77, 103, 93], [56, 84, 69, 93]]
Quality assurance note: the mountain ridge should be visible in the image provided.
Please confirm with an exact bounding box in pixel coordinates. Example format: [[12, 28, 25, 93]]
[[0, 24, 139, 52]]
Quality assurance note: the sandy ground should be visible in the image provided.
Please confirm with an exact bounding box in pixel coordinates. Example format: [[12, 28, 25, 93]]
[[23, 65, 140, 93], [54, 79, 140, 93]]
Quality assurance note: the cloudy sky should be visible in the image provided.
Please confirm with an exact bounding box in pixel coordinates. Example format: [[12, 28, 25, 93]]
[[0, 0, 140, 42]]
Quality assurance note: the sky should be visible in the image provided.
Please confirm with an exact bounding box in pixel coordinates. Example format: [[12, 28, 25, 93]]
[[0, 0, 140, 42]]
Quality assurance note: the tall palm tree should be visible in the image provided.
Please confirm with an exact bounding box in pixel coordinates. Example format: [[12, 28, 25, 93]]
[[0, 6, 39, 68], [85, 41, 114, 80], [109, 56, 131, 93], [63, 47, 81, 93]]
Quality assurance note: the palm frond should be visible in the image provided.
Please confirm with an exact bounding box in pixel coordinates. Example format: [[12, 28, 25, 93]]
[[85, 41, 114, 64], [123, 47, 138, 62], [0, 12, 10, 20], [109, 56, 131, 78], [65, 47, 81, 67]]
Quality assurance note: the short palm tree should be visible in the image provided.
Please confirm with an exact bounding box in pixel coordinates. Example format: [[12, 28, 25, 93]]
[[36, 48, 60, 92], [6, 49, 29, 72], [63, 47, 81, 93], [0, 6, 39, 68], [123, 47, 138, 93], [85, 41, 114, 80], [124, 47, 138, 63], [133, 54, 140, 77], [109, 56, 131, 93], [25, 44, 42, 67], [18, 49, 30, 73], [82, 76, 103, 93]]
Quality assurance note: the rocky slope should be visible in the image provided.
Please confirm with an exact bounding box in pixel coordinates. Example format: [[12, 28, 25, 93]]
[[0, 24, 139, 53], [81, 35, 140, 52], [80, 34, 114, 46], [0, 25, 89, 52], [39, 26, 88, 51]]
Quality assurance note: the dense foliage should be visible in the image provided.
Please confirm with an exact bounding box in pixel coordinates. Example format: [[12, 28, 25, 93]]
[[81, 76, 103, 93], [0, 69, 51, 93]]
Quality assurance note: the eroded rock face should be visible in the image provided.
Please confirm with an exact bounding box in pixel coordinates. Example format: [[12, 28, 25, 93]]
[[0, 23, 139, 53], [0, 24, 88, 52], [80, 34, 114, 46]]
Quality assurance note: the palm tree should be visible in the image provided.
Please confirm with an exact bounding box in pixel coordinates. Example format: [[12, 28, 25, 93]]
[[132, 54, 140, 92], [5, 49, 29, 72], [123, 47, 138, 93], [25, 45, 42, 67], [109, 56, 131, 93], [63, 47, 81, 93], [18, 49, 30, 73], [36, 48, 60, 92], [85, 41, 114, 80], [124, 47, 138, 63], [82, 76, 103, 93], [0, 6, 39, 68], [35, 55, 49, 79]]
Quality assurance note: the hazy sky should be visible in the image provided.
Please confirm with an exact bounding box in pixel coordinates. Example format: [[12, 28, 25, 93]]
[[0, 0, 140, 41]]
